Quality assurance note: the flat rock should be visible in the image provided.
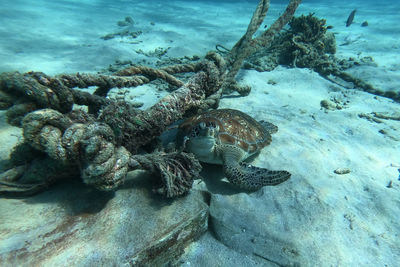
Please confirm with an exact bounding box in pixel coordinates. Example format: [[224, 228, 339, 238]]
[[0, 171, 208, 266], [209, 185, 399, 266], [178, 232, 272, 266]]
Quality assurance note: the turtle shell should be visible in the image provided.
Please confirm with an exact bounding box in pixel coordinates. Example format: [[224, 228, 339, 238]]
[[178, 109, 272, 155]]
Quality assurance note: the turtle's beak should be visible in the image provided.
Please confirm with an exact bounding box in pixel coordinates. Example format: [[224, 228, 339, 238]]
[[197, 122, 219, 137], [206, 125, 219, 137]]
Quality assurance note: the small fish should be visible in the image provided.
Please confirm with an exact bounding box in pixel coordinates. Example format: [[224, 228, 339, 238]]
[[346, 9, 356, 27]]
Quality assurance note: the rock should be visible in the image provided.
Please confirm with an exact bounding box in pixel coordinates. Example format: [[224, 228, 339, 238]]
[[117, 20, 130, 27], [320, 99, 342, 111], [334, 168, 351, 174], [209, 190, 323, 266], [178, 232, 268, 266], [209, 182, 399, 266], [0, 171, 208, 266]]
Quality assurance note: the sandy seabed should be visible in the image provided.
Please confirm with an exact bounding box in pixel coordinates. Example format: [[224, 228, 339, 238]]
[[0, 0, 399, 265]]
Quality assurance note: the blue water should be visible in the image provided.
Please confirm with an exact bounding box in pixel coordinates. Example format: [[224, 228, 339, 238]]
[[0, 0, 398, 74]]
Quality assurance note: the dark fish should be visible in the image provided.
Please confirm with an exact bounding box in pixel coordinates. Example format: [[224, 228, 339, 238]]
[[346, 9, 356, 27]]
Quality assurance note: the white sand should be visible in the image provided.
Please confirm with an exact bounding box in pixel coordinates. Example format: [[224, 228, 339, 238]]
[[0, 0, 399, 265]]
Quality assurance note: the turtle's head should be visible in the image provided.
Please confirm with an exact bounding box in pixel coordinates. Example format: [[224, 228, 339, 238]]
[[195, 122, 219, 138], [184, 121, 219, 148], [178, 121, 220, 162]]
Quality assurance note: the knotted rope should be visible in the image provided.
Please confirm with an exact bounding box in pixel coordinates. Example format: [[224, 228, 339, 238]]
[[21, 108, 201, 197]]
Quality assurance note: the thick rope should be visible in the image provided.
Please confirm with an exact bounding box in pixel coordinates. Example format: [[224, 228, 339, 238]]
[[223, 0, 301, 95], [19, 107, 203, 197], [99, 52, 226, 153], [57, 73, 150, 90], [115, 66, 184, 87], [22, 109, 129, 190]]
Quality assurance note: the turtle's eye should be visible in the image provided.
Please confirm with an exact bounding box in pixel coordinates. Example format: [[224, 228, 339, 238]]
[[199, 122, 206, 129]]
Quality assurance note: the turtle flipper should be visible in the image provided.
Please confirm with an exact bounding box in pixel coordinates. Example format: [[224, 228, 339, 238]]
[[221, 145, 290, 190], [223, 161, 291, 190]]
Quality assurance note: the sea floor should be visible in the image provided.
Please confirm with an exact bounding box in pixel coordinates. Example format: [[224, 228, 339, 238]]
[[0, 0, 399, 266]]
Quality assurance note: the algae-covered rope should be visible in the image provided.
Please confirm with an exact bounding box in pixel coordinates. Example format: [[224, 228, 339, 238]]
[[115, 66, 185, 87], [5, 53, 226, 196], [19, 108, 201, 197], [221, 0, 302, 96], [99, 52, 226, 153]]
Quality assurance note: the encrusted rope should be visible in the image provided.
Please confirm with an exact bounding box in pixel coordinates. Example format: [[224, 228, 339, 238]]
[[57, 73, 150, 92], [222, 0, 301, 95], [21, 108, 201, 197], [0, 1, 306, 197], [0, 71, 74, 113], [1, 53, 225, 196], [160, 63, 200, 74], [115, 66, 185, 87], [98, 52, 226, 152]]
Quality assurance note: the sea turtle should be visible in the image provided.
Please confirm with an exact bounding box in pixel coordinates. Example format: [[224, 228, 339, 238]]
[[177, 108, 291, 189]]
